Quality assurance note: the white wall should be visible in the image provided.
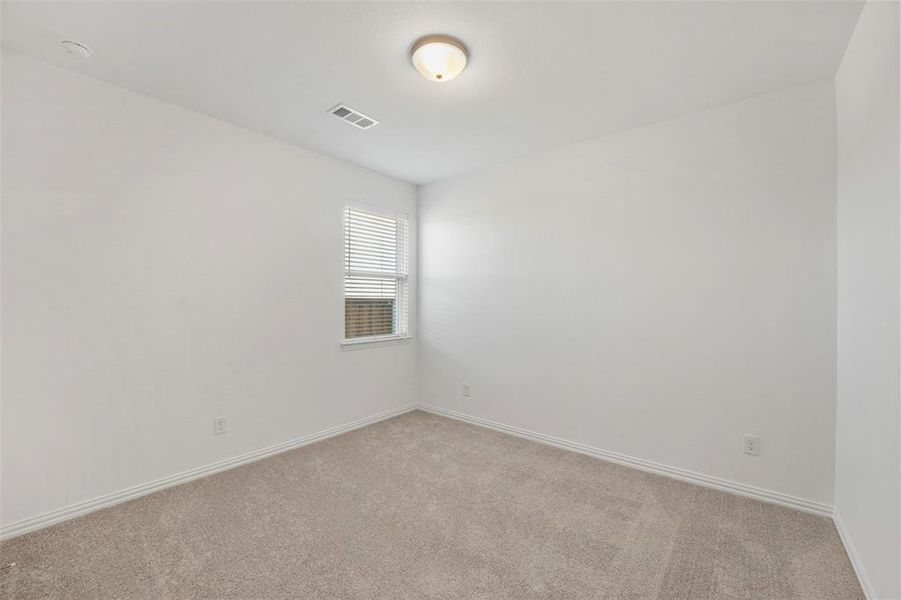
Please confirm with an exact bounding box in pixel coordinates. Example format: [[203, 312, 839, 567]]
[[419, 81, 837, 506], [835, 1, 901, 597], [0, 54, 418, 528]]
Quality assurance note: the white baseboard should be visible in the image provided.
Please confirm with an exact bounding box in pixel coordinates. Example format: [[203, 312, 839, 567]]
[[833, 510, 878, 600], [416, 404, 834, 518], [0, 404, 417, 541], [3, 401, 873, 598]]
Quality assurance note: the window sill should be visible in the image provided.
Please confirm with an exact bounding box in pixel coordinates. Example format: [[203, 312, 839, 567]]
[[340, 336, 412, 350]]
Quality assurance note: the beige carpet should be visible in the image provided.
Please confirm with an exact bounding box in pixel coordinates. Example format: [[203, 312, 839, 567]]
[[0, 410, 863, 599]]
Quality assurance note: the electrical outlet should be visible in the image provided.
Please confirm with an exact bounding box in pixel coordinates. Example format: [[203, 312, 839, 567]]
[[462, 383, 471, 397], [743, 434, 760, 456], [214, 416, 228, 435]]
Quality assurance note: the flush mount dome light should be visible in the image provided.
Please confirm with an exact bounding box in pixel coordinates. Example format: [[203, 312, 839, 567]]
[[410, 35, 468, 82]]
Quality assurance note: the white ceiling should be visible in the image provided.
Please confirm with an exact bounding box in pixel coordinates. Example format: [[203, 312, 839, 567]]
[[2, 1, 863, 184]]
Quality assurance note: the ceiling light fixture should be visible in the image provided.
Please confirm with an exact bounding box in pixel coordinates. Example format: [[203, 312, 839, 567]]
[[410, 35, 468, 82], [59, 40, 93, 59]]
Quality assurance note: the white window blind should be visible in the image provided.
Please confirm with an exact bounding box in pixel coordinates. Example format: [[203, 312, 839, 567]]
[[344, 206, 409, 341]]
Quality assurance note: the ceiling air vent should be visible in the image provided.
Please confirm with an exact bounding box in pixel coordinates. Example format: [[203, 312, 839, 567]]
[[328, 104, 379, 130]]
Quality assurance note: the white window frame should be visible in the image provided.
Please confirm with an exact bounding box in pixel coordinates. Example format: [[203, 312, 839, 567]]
[[341, 203, 411, 349]]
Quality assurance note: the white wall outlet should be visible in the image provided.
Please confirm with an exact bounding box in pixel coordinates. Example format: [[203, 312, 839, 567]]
[[462, 382, 471, 397], [743, 434, 760, 456], [214, 416, 228, 435]]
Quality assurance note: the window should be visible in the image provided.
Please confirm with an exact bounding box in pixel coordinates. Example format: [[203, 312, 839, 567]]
[[343, 206, 409, 344]]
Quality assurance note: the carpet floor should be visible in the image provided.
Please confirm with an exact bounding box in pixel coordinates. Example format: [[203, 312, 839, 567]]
[[1, 410, 863, 599]]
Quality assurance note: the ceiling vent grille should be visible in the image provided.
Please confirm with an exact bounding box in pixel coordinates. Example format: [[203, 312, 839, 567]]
[[328, 104, 379, 130]]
